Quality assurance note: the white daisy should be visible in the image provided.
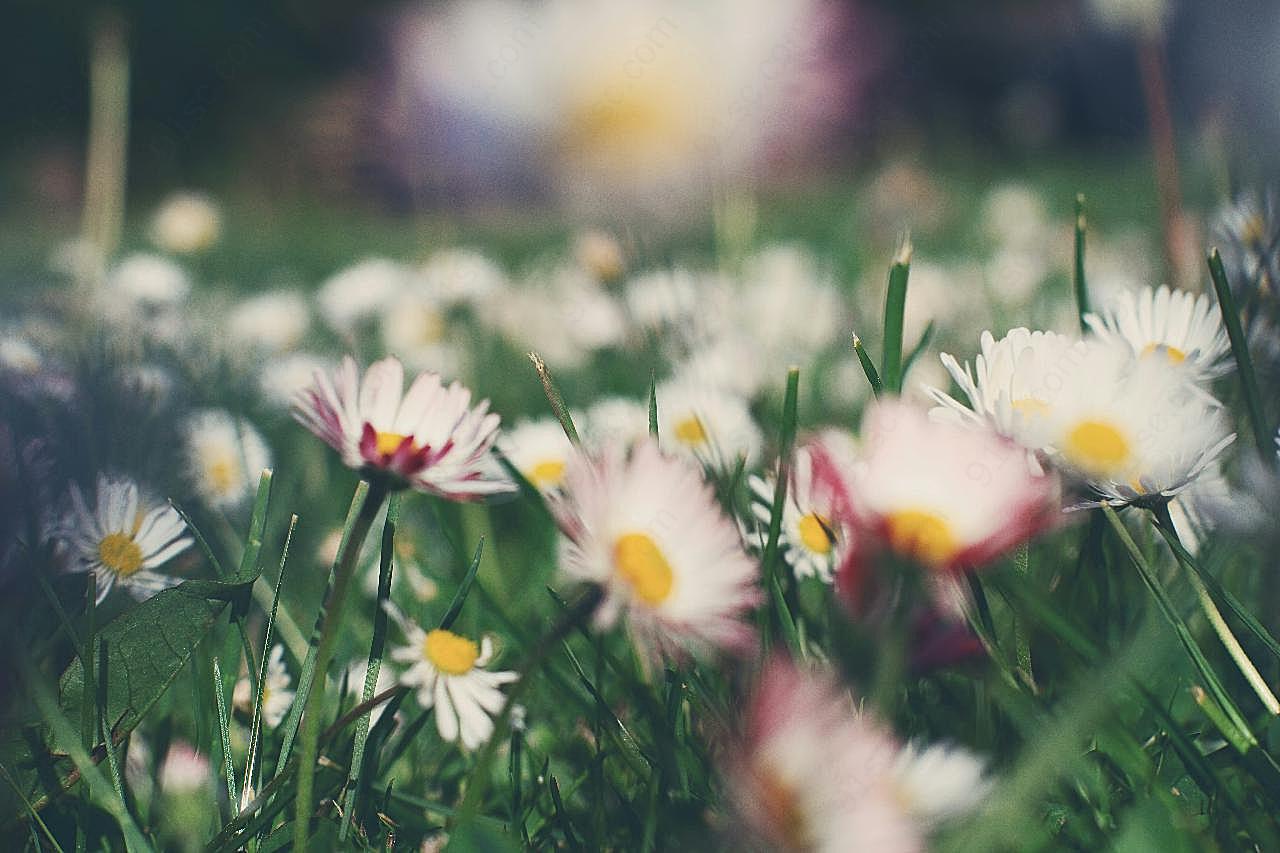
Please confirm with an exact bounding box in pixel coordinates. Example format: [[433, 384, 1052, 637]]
[[419, 248, 509, 308], [316, 258, 410, 333], [748, 441, 849, 584], [183, 409, 272, 511], [623, 268, 706, 334], [226, 290, 311, 355], [736, 245, 846, 369], [1084, 285, 1231, 381], [106, 253, 191, 308], [380, 288, 463, 377], [1037, 345, 1235, 506], [499, 417, 575, 493], [548, 438, 762, 662], [259, 352, 334, 410], [292, 355, 514, 499], [234, 644, 295, 729], [59, 474, 193, 602], [891, 741, 993, 830], [931, 327, 1090, 450], [149, 192, 222, 255], [388, 609, 518, 751], [485, 265, 626, 370], [656, 379, 762, 470]]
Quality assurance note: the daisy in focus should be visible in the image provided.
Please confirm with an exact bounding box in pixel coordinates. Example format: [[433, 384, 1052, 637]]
[[499, 417, 576, 493], [292, 356, 514, 499], [59, 474, 194, 602], [1084, 285, 1231, 382], [387, 607, 518, 750], [748, 440, 851, 585], [183, 409, 272, 511], [233, 644, 295, 729], [728, 658, 990, 852], [807, 402, 1058, 598], [548, 438, 762, 662]]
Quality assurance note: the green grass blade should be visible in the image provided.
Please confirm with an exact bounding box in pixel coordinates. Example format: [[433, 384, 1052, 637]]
[[94, 640, 126, 808], [901, 319, 936, 384], [1208, 249, 1270, 454], [529, 352, 581, 445], [274, 480, 371, 777], [760, 368, 801, 652], [211, 656, 239, 810], [648, 368, 659, 440], [881, 234, 912, 394], [1074, 193, 1090, 331], [439, 536, 484, 631], [340, 493, 400, 840], [0, 759, 65, 853], [1102, 506, 1257, 750], [852, 334, 883, 398]]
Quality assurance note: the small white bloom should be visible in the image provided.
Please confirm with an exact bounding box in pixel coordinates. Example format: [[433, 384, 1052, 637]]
[[149, 192, 222, 255], [388, 609, 518, 750], [656, 379, 762, 469], [981, 182, 1050, 250], [748, 441, 847, 585], [380, 289, 461, 377], [227, 290, 310, 355], [58, 475, 193, 602], [317, 258, 410, 332], [234, 644, 295, 729], [107, 253, 191, 308], [891, 741, 992, 829], [159, 741, 210, 794], [420, 248, 509, 307], [260, 352, 333, 410], [1084, 285, 1231, 382], [584, 397, 651, 451], [0, 334, 42, 374], [183, 409, 272, 510], [500, 417, 575, 493], [624, 268, 705, 333]]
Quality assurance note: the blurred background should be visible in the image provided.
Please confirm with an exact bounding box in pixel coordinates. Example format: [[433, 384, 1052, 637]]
[[3, 0, 1279, 270]]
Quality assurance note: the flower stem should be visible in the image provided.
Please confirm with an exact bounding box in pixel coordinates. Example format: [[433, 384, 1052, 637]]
[[293, 478, 389, 851]]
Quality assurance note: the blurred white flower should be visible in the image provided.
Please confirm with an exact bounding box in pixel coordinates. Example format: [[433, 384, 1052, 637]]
[[183, 409, 272, 511], [584, 397, 650, 450], [981, 182, 1050, 250], [260, 352, 333, 410], [381, 288, 463, 377], [159, 741, 210, 794], [500, 417, 575, 493], [317, 258, 411, 333], [574, 230, 626, 283], [149, 192, 222, 255], [420, 248, 509, 307], [624, 267, 707, 335], [487, 266, 626, 369], [0, 334, 42, 374], [735, 244, 846, 371], [656, 379, 762, 469], [891, 741, 993, 829], [233, 644, 295, 729], [107, 253, 191, 308], [227, 290, 311, 355], [1084, 284, 1231, 382], [49, 237, 107, 283]]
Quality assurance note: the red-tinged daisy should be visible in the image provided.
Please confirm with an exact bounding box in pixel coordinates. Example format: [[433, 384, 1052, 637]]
[[59, 474, 193, 603], [549, 438, 762, 662], [808, 401, 1058, 590], [386, 606, 518, 751], [728, 658, 989, 852], [1084, 285, 1231, 382], [292, 356, 514, 500]]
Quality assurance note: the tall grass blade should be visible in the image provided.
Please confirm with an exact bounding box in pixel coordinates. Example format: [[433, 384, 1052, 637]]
[[1208, 249, 1270, 454], [881, 234, 912, 394]]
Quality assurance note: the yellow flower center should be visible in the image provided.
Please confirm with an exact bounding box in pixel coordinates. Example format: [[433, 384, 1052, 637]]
[[205, 453, 239, 496], [755, 767, 813, 851], [527, 459, 567, 490], [673, 415, 708, 446], [1011, 397, 1051, 418], [796, 513, 834, 555], [884, 509, 959, 568], [612, 532, 675, 605], [561, 66, 699, 171], [98, 532, 144, 577], [1064, 419, 1131, 477], [423, 629, 480, 676], [375, 431, 415, 457], [1140, 342, 1187, 365]]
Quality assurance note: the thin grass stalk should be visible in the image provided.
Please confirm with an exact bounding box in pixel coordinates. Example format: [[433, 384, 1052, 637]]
[[1208, 249, 1270, 454]]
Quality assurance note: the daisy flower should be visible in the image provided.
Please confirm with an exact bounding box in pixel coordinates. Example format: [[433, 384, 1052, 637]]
[[548, 438, 762, 662], [656, 379, 762, 469], [1037, 345, 1235, 506], [1212, 191, 1280, 307], [259, 352, 333, 411], [158, 741, 210, 794], [316, 258, 409, 333], [499, 417, 575, 493], [183, 409, 272, 511], [419, 248, 509, 308], [226, 290, 311, 356], [728, 658, 989, 852], [380, 288, 462, 377], [583, 397, 650, 451], [808, 402, 1058, 591], [59, 474, 193, 602], [292, 356, 514, 500], [106, 253, 191, 308], [387, 608, 518, 750], [149, 192, 222, 255], [931, 327, 1090, 450], [748, 440, 851, 584], [736, 245, 846, 368], [233, 644, 295, 728], [1084, 285, 1231, 381]]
